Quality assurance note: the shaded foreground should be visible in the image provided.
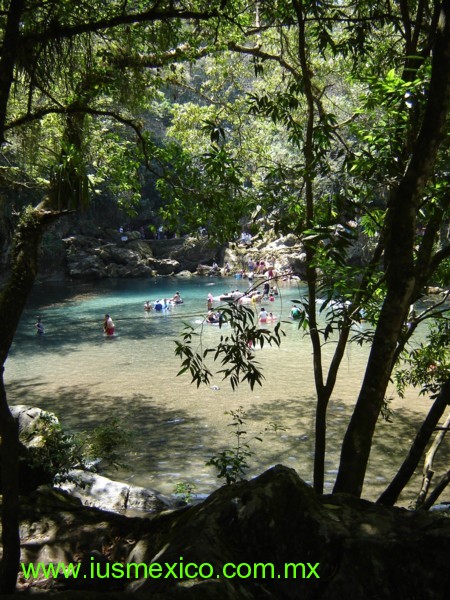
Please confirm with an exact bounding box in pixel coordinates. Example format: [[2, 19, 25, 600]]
[[4, 465, 450, 599]]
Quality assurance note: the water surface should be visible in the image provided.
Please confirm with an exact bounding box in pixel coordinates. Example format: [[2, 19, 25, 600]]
[[5, 276, 445, 505]]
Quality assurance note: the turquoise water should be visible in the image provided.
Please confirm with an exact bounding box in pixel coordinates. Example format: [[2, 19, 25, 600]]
[[5, 276, 439, 504]]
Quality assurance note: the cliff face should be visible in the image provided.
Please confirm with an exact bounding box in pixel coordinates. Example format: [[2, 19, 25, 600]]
[[35, 228, 309, 281], [14, 464, 450, 599], [37, 230, 224, 280], [2, 216, 365, 283]]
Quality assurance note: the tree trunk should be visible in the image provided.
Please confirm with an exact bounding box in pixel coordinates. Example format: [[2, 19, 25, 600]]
[[291, 0, 329, 494], [0, 0, 25, 142], [334, 0, 450, 497], [334, 294, 413, 496], [415, 408, 450, 508], [0, 372, 20, 594], [0, 205, 60, 593], [377, 379, 450, 506], [420, 468, 450, 510]]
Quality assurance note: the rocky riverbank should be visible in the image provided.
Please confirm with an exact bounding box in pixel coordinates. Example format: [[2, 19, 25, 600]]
[[6, 406, 450, 599], [38, 225, 312, 281], [8, 464, 450, 599]]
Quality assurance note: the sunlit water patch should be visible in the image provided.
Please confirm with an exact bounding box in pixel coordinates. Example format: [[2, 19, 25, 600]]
[[5, 276, 445, 505]]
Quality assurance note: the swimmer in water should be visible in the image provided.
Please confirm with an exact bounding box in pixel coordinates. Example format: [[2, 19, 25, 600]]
[[103, 314, 115, 336], [35, 316, 44, 335]]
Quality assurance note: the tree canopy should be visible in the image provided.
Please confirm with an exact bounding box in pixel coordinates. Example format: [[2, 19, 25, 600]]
[[1, 0, 450, 593]]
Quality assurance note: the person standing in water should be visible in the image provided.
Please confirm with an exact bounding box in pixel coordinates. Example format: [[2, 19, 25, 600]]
[[103, 314, 115, 336], [35, 316, 44, 335]]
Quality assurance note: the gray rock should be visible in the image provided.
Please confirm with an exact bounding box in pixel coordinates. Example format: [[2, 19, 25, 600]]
[[103, 228, 122, 242], [126, 239, 154, 258], [67, 253, 106, 278], [11, 405, 58, 439], [100, 246, 140, 266], [56, 470, 171, 514], [5, 406, 62, 492], [148, 236, 223, 272], [15, 465, 450, 598], [148, 257, 180, 275], [176, 270, 193, 277], [124, 231, 142, 241]]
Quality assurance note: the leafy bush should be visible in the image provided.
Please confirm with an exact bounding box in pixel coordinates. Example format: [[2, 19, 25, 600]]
[[206, 407, 287, 485], [22, 412, 131, 487]]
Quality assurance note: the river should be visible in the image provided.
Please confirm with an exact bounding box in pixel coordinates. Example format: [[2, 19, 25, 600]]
[[4, 276, 446, 506]]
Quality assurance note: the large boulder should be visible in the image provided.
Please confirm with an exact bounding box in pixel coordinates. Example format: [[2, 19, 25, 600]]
[[96, 246, 140, 266], [148, 237, 224, 272], [126, 239, 154, 258], [147, 237, 187, 259], [63, 235, 156, 278], [175, 270, 193, 278], [1, 406, 62, 492], [56, 470, 172, 515], [16, 465, 450, 599], [6, 406, 170, 511], [11, 405, 55, 438], [124, 464, 450, 599], [147, 257, 181, 275], [62, 233, 195, 278], [66, 252, 107, 279]]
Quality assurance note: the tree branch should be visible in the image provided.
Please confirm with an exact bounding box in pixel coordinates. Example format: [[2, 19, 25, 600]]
[[227, 41, 300, 79], [23, 7, 221, 45], [429, 243, 450, 275], [111, 43, 213, 69], [377, 379, 450, 506], [5, 105, 152, 166]]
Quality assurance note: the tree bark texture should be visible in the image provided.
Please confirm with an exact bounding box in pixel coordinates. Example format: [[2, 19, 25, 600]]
[[0, 372, 20, 594], [420, 467, 450, 510], [416, 408, 450, 508], [0, 206, 59, 593], [377, 379, 450, 506], [0, 0, 25, 143], [334, 0, 450, 497]]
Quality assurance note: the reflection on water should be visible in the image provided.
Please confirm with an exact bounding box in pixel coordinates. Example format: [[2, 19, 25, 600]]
[[5, 277, 447, 505]]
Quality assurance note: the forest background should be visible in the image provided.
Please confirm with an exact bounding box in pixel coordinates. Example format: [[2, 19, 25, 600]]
[[1, 0, 450, 593]]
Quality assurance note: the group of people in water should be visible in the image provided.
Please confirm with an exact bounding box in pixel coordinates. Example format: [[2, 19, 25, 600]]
[[259, 307, 277, 323], [102, 292, 185, 337], [206, 304, 278, 326], [100, 289, 304, 339], [207, 280, 282, 326], [207, 278, 305, 327], [36, 282, 302, 339], [144, 291, 184, 312]]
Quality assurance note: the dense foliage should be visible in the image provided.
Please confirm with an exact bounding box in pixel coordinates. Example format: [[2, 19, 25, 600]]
[[1, 0, 450, 593]]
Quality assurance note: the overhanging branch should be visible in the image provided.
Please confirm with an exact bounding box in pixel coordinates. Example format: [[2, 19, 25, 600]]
[[5, 105, 152, 166], [111, 43, 213, 69], [23, 8, 221, 45], [227, 41, 299, 79]]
